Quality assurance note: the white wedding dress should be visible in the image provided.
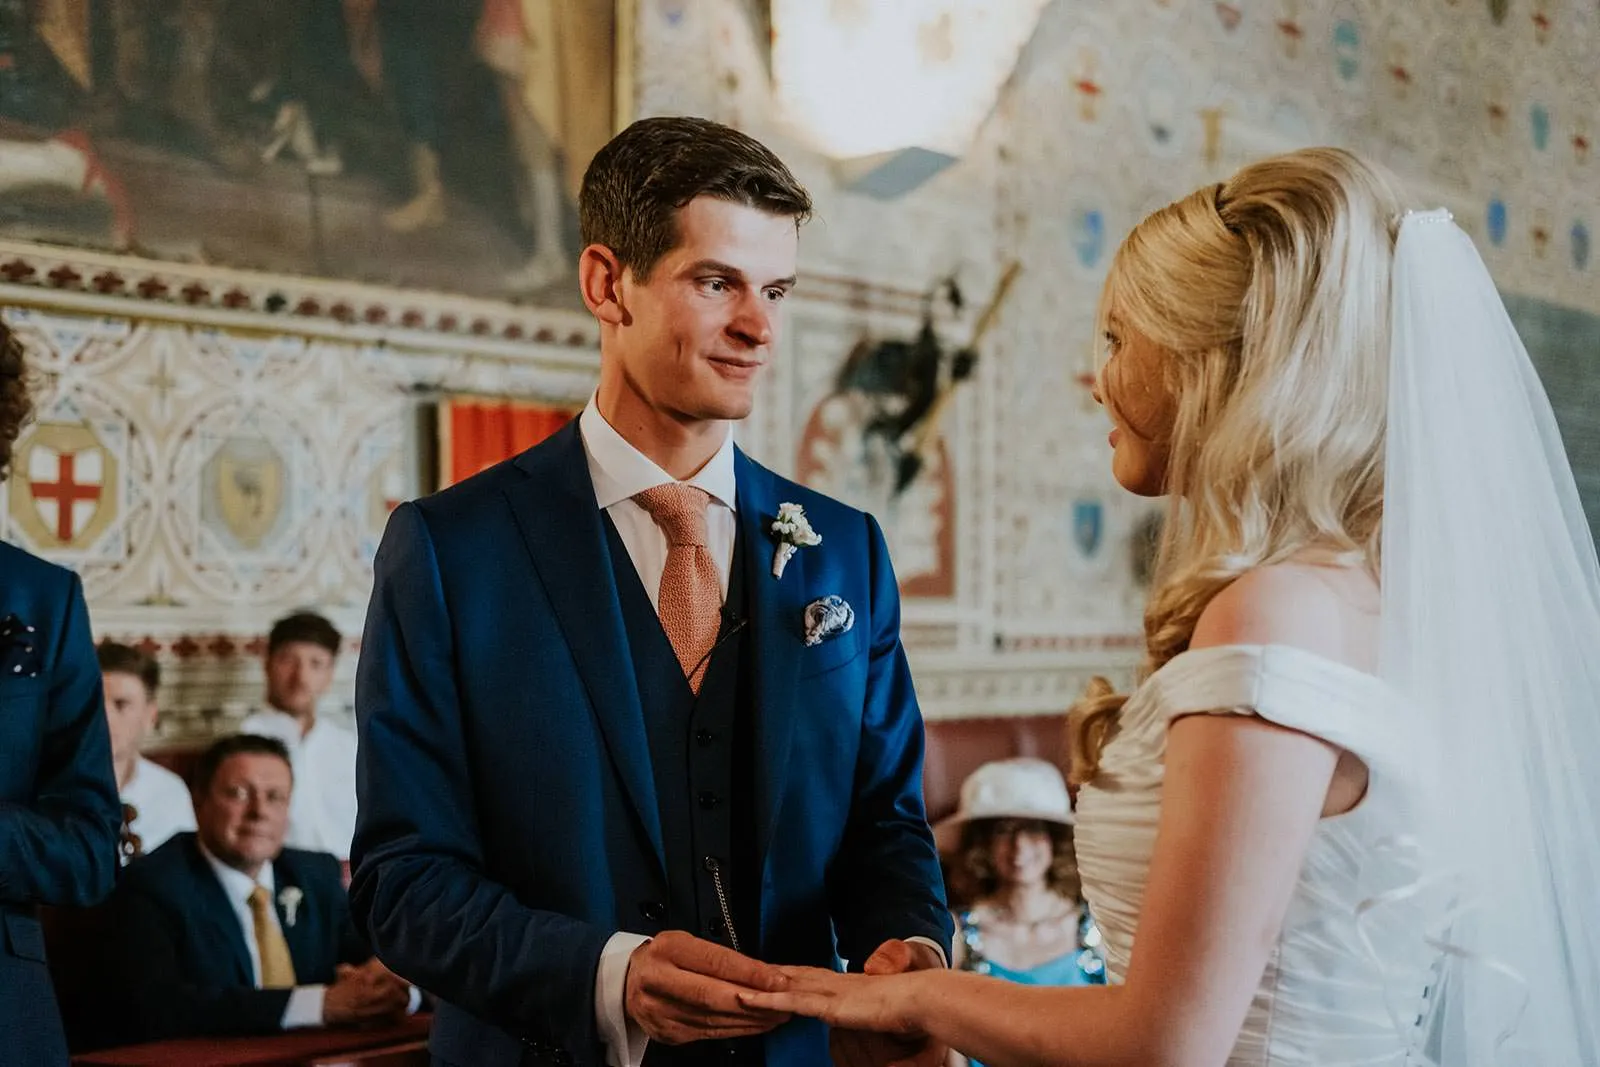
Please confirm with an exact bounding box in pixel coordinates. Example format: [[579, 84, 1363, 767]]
[[1074, 643, 1442, 1067]]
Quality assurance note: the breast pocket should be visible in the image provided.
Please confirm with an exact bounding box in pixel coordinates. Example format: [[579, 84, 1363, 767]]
[[797, 627, 867, 680], [0, 678, 48, 793], [2, 912, 47, 962]]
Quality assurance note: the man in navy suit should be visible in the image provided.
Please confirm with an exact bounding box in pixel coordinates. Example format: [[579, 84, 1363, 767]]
[[353, 116, 952, 1067], [0, 320, 122, 1067], [105, 735, 413, 1042]]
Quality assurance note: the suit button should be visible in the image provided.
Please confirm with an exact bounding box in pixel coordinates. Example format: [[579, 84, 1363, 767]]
[[697, 791, 721, 809], [696, 728, 716, 745], [639, 901, 666, 922]]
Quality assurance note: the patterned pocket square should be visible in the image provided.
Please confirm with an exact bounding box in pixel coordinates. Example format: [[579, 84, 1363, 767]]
[[0, 614, 42, 678], [803, 596, 855, 647]]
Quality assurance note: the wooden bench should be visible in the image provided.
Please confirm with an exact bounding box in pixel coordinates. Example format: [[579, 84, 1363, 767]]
[[70, 1014, 431, 1066]]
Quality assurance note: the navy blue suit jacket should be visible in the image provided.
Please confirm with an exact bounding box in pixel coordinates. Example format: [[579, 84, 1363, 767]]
[[351, 422, 951, 1067], [0, 540, 121, 1066], [106, 833, 371, 1042]]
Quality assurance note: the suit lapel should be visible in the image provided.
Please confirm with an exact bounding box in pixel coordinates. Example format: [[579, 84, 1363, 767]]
[[183, 839, 254, 987], [505, 423, 667, 876], [272, 858, 318, 979], [735, 451, 806, 876]]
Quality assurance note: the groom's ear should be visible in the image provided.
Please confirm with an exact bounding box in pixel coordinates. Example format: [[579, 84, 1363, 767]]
[[579, 244, 630, 327]]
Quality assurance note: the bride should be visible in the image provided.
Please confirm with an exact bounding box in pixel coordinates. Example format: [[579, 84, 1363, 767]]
[[742, 148, 1600, 1066]]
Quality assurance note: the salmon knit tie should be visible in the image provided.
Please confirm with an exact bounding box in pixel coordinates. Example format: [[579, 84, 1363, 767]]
[[633, 484, 722, 694]]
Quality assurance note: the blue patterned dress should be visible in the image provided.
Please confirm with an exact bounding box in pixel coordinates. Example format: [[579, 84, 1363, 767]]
[[954, 905, 1106, 1067]]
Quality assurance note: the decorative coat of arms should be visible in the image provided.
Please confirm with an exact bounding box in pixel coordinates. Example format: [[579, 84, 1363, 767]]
[[203, 435, 286, 550], [8, 421, 119, 550], [1072, 498, 1104, 559]]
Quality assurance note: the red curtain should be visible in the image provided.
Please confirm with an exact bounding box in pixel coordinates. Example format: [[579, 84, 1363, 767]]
[[440, 397, 575, 488]]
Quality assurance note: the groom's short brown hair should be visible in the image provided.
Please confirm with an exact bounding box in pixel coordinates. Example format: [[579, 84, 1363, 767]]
[[578, 116, 812, 281]]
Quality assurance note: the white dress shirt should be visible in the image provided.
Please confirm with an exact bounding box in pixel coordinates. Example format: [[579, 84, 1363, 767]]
[[121, 756, 195, 860], [238, 709, 359, 859], [578, 396, 739, 606], [197, 845, 329, 1030], [577, 398, 945, 1067]]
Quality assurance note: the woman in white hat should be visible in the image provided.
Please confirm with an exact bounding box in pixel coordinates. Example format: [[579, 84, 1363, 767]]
[[939, 759, 1104, 1065]]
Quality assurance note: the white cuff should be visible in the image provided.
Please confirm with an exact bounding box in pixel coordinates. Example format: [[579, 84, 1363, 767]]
[[905, 935, 949, 969], [597, 932, 653, 1067], [406, 985, 423, 1015], [282, 985, 327, 1030]]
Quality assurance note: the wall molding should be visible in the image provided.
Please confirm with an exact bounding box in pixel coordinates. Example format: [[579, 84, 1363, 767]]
[[911, 651, 1141, 720], [0, 238, 601, 357], [0, 237, 940, 353]]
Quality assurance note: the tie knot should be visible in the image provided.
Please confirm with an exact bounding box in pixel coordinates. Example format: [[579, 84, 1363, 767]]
[[633, 483, 711, 547], [248, 885, 271, 912]]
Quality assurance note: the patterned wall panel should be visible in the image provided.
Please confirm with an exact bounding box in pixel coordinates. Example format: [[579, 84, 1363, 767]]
[[0, 298, 598, 738], [3, 0, 1595, 732]]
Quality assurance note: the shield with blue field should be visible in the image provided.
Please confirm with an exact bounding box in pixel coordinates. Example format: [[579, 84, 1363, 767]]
[[1072, 498, 1104, 560], [1073, 206, 1105, 271]]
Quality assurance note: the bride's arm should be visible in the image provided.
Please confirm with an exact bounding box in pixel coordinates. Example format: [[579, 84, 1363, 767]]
[[926, 568, 1355, 1066], [905, 711, 1339, 1067], [755, 568, 1353, 1067]]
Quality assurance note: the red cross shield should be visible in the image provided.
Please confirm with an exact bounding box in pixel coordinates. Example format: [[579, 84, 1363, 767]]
[[10, 422, 118, 549]]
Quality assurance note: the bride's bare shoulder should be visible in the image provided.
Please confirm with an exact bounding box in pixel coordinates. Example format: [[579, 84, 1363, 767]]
[[1190, 560, 1379, 671]]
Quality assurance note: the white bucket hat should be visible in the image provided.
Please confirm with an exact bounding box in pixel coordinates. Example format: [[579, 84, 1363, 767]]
[[934, 757, 1074, 853]]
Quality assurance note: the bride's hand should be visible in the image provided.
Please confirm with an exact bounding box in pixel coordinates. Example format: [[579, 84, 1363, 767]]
[[738, 966, 925, 1037]]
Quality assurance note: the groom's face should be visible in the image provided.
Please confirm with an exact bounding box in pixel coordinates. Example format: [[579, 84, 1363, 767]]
[[609, 196, 798, 424]]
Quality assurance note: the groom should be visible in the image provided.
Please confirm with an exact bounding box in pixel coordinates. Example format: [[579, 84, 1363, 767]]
[[352, 116, 952, 1067]]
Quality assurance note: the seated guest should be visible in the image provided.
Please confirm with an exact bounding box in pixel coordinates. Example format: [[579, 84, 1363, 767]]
[[106, 735, 413, 1041], [239, 611, 358, 857], [936, 759, 1105, 1067], [98, 641, 194, 860]]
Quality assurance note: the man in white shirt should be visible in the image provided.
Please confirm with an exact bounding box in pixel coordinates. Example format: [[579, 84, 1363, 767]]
[[98, 641, 194, 860], [105, 734, 413, 1042], [239, 611, 358, 859]]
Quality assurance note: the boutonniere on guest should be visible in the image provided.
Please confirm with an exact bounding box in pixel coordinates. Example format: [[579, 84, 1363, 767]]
[[770, 502, 821, 579], [0, 613, 41, 677], [278, 886, 303, 928]]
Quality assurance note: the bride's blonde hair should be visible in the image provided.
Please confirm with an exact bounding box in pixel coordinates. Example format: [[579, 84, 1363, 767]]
[[1068, 148, 1407, 785]]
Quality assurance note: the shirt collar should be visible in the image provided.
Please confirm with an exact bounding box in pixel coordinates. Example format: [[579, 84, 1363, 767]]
[[578, 395, 738, 512], [256, 706, 318, 747], [198, 837, 276, 903]]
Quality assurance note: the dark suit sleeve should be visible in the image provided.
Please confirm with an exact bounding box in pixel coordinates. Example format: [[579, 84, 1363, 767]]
[[350, 502, 609, 1051], [324, 856, 373, 967], [0, 573, 121, 907], [827, 513, 954, 967], [108, 881, 293, 1040]]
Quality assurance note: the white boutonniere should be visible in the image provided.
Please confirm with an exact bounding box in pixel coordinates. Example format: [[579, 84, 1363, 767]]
[[770, 502, 822, 579], [278, 886, 303, 928]]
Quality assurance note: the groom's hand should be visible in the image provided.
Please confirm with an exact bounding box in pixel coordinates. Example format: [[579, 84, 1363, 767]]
[[829, 940, 947, 1067], [624, 930, 793, 1046]]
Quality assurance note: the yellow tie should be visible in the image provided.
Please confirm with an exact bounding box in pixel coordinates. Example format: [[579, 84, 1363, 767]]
[[248, 885, 297, 989]]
